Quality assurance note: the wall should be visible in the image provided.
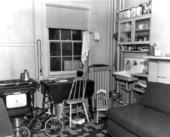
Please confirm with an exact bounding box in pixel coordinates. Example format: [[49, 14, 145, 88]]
[[57, 0, 112, 65], [150, 0, 170, 56], [34, 0, 113, 79], [0, 0, 36, 80], [87, 0, 111, 65], [0, 0, 112, 81], [124, 0, 149, 9], [0, 0, 113, 106]]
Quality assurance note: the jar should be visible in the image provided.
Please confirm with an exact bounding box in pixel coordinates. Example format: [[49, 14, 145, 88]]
[[123, 9, 128, 18], [136, 6, 142, 16], [123, 9, 131, 19], [131, 7, 136, 17], [126, 9, 131, 18], [142, 3, 148, 14], [118, 10, 123, 19], [145, 22, 149, 29]]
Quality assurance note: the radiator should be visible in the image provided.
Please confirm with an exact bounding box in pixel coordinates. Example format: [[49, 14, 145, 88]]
[[88, 65, 111, 110]]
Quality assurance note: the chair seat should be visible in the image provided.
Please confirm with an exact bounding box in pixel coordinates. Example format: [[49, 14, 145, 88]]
[[97, 107, 108, 111], [65, 99, 85, 104]]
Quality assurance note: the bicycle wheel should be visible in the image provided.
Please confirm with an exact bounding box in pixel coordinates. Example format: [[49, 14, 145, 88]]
[[30, 118, 42, 131], [44, 117, 63, 137], [19, 126, 31, 137]]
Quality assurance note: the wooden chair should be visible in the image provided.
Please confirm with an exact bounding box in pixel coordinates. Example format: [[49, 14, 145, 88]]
[[59, 77, 89, 127], [96, 89, 108, 123]]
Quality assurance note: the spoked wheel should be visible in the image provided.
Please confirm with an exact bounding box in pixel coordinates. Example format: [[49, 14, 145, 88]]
[[30, 118, 42, 131], [44, 117, 63, 137], [19, 126, 31, 137]]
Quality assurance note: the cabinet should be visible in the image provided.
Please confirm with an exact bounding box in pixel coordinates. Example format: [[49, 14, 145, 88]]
[[118, 14, 151, 47], [145, 56, 170, 84]]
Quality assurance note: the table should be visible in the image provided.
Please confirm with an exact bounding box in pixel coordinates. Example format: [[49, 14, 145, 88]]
[[40, 78, 94, 115]]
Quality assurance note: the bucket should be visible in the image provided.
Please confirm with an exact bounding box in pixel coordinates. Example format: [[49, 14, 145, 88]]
[[54, 103, 64, 117]]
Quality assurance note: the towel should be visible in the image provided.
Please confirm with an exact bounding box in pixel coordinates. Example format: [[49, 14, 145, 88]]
[[81, 31, 90, 65]]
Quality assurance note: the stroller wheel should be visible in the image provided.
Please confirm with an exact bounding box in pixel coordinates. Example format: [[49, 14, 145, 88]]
[[19, 126, 31, 137], [30, 118, 42, 131], [44, 117, 63, 137]]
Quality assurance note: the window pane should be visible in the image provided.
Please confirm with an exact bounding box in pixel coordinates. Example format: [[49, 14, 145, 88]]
[[73, 58, 82, 70], [73, 30, 82, 40], [61, 29, 71, 40], [50, 42, 61, 56], [50, 57, 61, 71], [49, 28, 60, 40], [74, 57, 81, 61], [74, 42, 82, 55], [62, 42, 72, 56], [63, 57, 72, 71]]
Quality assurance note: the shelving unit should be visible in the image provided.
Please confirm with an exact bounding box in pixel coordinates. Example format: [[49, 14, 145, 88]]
[[118, 14, 151, 46], [116, 14, 151, 71]]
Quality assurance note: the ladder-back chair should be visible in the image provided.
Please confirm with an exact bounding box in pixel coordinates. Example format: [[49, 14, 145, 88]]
[[59, 77, 89, 127], [96, 89, 108, 123]]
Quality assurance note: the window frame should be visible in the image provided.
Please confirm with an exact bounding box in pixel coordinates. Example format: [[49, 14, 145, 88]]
[[48, 29, 83, 76]]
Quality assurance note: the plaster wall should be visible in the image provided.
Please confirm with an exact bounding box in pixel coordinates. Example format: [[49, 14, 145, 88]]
[[0, 0, 112, 80], [0, 0, 35, 80], [150, 0, 170, 56], [124, 0, 149, 9]]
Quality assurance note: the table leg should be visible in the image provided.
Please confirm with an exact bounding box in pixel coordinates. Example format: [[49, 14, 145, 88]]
[[88, 97, 93, 118]]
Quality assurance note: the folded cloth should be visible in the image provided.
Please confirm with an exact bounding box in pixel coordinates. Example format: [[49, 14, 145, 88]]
[[81, 31, 90, 65], [72, 118, 85, 125]]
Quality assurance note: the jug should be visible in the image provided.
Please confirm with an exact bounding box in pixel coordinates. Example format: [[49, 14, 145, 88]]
[[21, 69, 30, 81]]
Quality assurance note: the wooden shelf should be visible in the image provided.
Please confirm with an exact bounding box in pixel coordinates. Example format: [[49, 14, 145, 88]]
[[135, 28, 150, 32], [144, 56, 170, 60], [123, 50, 149, 53]]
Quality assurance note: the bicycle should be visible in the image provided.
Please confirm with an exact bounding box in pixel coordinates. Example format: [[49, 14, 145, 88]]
[[29, 95, 63, 137]]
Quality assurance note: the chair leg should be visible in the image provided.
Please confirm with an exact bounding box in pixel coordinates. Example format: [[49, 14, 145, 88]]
[[82, 102, 89, 123], [69, 104, 72, 128], [76, 105, 79, 116], [96, 110, 99, 123]]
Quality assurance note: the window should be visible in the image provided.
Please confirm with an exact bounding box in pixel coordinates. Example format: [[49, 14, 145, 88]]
[[49, 29, 83, 72]]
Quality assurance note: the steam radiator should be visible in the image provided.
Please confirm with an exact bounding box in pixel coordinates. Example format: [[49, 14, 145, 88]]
[[89, 65, 111, 110]]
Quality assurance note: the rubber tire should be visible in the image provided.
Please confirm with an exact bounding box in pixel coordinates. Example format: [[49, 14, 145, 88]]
[[19, 126, 31, 137], [44, 117, 63, 137], [30, 118, 42, 131]]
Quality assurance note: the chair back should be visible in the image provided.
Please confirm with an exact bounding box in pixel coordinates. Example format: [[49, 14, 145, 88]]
[[68, 77, 87, 101], [96, 89, 107, 110]]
